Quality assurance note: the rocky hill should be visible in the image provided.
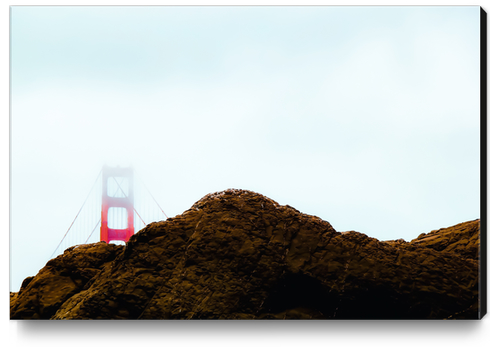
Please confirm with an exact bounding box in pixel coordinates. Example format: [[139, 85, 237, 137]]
[[10, 189, 482, 319]]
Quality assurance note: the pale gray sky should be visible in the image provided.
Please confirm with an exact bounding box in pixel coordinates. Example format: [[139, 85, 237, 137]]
[[10, 5, 480, 292]]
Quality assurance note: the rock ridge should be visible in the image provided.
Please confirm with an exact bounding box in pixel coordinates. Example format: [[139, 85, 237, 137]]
[[10, 189, 481, 319]]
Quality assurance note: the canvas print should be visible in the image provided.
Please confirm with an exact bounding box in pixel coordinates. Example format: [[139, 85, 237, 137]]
[[10, 6, 485, 320]]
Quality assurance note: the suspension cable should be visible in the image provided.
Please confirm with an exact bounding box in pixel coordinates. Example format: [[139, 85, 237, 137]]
[[134, 170, 168, 219], [84, 218, 101, 244], [50, 169, 103, 259]]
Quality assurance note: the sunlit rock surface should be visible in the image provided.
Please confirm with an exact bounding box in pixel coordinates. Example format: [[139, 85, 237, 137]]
[[10, 242, 122, 319], [10, 189, 481, 320]]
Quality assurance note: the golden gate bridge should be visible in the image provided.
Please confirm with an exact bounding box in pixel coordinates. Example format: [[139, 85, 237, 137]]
[[50, 165, 168, 258]]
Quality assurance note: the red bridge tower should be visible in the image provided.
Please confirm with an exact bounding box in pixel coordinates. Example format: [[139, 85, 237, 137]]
[[100, 165, 134, 244]]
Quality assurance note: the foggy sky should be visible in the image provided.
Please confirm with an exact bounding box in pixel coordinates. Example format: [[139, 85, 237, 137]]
[[10, 6, 480, 292]]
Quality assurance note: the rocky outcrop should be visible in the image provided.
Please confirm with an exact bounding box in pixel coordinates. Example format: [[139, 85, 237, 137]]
[[10, 242, 123, 319], [410, 219, 480, 261], [10, 189, 481, 320]]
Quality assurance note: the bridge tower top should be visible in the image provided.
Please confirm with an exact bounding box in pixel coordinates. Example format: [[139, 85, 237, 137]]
[[100, 165, 134, 244]]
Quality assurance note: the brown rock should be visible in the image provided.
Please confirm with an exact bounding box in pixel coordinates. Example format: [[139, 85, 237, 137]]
[[410, 219, 480, 261], [10, 189, 481, 320], [10, 242, 123, 319]]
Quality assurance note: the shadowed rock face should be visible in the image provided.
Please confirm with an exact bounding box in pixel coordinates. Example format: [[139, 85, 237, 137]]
[[10, 189, 481, 320]]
